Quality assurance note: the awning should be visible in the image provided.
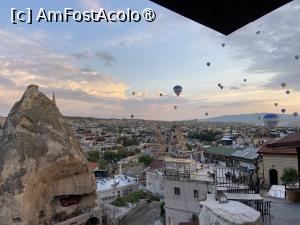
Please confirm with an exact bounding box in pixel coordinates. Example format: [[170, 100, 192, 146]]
[[150, 0, 293, 35]]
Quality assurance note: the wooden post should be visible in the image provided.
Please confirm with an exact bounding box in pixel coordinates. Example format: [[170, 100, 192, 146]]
[[297, 148, 300, 190]]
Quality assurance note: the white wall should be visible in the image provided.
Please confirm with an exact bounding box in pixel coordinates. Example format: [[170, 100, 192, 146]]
[[164, 179, 212, 225], [146, 171, 164, 197]]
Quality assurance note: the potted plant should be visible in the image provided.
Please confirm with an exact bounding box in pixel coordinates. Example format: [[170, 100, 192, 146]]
[[281, 167, 299, 203]]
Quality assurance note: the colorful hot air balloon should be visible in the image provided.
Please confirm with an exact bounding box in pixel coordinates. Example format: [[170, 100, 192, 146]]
[[274, 103, 278, 107], [173, 85, 182, 97], [206, 62, 211, 67], [281, 82, 287, 88], [263, 113, 279, 128], [281, 109, 286, 114], [293, 112, 298, 117], [286, 90, 290, 95]]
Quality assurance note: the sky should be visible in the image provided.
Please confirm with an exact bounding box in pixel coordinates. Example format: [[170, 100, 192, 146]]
[[0, 0, 300, 120]]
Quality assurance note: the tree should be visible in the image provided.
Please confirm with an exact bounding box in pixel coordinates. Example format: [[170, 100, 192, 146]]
[[87, 151, 100, 163], [139, 155, 154, 166], [98, 159, 108, 170], [119, 136, 138, 147], [281, 167, 299, 188]]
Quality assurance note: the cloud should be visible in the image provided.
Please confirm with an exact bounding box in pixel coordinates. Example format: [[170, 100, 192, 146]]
[[80, 0, 101, 10], [95, 50, 116, 67], [229, 86, 240, 90], [0, 28, 129, 113], [225, 1, 300, 90], [72, 51, 90, 60], [0, 75, 16, 87]]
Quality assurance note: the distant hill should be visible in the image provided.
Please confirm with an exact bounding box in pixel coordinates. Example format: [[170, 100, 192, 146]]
[[203, 113, 300, 127]]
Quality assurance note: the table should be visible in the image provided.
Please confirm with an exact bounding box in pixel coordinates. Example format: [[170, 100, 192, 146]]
[[225, 193, 263, 201]]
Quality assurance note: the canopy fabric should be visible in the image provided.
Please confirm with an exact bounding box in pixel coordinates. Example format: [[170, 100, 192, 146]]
[[150, 0, 293, 35]]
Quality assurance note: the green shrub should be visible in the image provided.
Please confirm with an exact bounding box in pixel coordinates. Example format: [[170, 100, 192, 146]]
[[281, 167, 299, 187], [87, 151, 100, 163], [139, 155, 154, 166], [114, 197, 126, 207]]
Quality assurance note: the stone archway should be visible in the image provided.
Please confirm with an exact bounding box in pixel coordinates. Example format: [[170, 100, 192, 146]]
[[85, 217, 100, 225], [269, 169, 278, 185]]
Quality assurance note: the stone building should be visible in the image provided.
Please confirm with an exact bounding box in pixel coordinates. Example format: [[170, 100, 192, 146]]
[[146, 160, 165, 197], [259, 135, 299, 187], [164, 158, 213, 225], [0, 85, 102, 225]]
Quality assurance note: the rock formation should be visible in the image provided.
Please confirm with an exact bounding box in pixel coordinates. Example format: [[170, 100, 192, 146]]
[[0, 85, 97, 225]]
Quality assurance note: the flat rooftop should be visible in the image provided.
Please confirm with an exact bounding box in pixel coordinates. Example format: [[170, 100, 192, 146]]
[[96, 175, 138, 191]]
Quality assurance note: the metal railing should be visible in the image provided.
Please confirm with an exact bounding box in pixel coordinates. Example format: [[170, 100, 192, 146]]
[[214, 167, 259, 193]]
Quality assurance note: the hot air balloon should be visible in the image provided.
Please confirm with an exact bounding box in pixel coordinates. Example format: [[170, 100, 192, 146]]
[[173, 85, 183, 97], [220, 85, 224, 90], [286, 90, 290, 95], [205, 112, 209, 117], [281, 109, 286, 114], [295, 55, 299, 60], [174, 105, 177, 110], [160, 93, 163, 97], [243, 79, 247, 82], [293, 112, 298, 117], [263, 113, 279, 128], [256, 30, 261, 35], [131, 114, 134, 119], [132, 91, 135, 96], [281, 82, 287, 88], [222, 43, 225, 47], [274, 103, 278, 107], [218, 83, 222, 87], [206, 62, 211, 67]]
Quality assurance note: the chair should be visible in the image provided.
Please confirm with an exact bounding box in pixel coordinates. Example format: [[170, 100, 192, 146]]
[[256, 201, 271, 225]]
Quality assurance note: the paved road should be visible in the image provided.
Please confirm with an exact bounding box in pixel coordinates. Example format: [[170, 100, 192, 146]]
[[268, 197, 300, 225], [123, 201, 161, 225]]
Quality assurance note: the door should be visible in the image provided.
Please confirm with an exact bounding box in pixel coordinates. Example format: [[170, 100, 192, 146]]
[[269, 169, 278, 185]]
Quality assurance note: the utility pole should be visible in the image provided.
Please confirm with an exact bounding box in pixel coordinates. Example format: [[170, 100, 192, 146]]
[[112, 184, 116, 225]]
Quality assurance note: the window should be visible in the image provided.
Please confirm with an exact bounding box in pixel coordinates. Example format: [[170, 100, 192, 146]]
[[194, 190, 199, 198], [174, 187, 180, 195]]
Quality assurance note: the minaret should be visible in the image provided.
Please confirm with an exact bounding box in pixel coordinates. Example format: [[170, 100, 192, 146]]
[[52, 91, 56, 105]]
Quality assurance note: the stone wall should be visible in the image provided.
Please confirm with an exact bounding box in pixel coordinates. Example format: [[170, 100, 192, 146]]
[[260, 154, 298, 186]]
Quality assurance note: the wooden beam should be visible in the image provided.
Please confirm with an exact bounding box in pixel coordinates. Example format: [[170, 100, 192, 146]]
[[297, 148, 300, 189]]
